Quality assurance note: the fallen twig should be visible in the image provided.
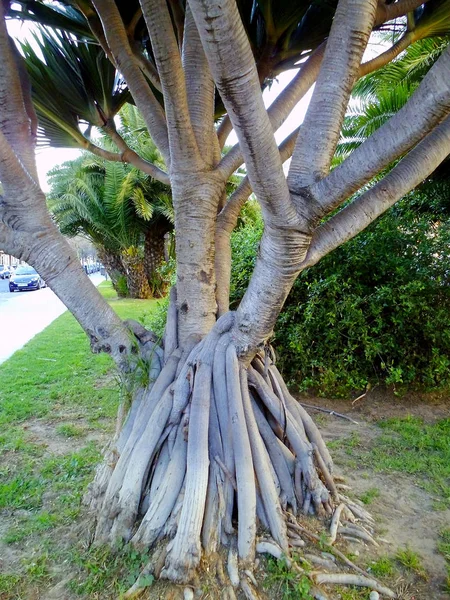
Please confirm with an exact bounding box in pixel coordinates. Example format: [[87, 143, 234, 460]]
[[300, 403, 359, 425], [286, 516, 369, 578]]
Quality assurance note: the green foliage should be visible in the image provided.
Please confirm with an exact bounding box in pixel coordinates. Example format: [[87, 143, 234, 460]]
[[231, 189, 450, 396], [56, 423, 84, 438], [263, 557, 313, 600], [115, 274, 129, 297], [68, 544, 153, 596], [439, 529, 450, 562], [342, 416, 450, 509], [0, 284, 160, 598], [145, 294, 170, 338], [368, 556, 395, 578], [19, 27, 130, 149], [438, 529, 450, 591], [395, 547, 427, 577], [230, 208, 263, 306], [359, 487, 380, 505]]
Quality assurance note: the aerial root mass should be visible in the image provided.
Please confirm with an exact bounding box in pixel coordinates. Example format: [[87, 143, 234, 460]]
[[84, 312, 396, 598]]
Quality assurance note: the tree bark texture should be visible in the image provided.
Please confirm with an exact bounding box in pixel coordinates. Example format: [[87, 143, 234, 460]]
[[121, 247, 153, 299], [97, 247, 128, 297], [144, 225, 169, 298]]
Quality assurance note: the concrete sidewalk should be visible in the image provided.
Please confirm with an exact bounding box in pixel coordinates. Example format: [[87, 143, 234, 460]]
[[0, 273, 104, 365]]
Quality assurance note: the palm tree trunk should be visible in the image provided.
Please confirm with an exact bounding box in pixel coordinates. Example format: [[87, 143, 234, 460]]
[[121, 247, 153, 299], [143, 225, 168, 298], [97, 248, 128, 297]]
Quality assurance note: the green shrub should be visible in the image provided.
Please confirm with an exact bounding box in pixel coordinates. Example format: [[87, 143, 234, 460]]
[[230, 190, 450, 396]]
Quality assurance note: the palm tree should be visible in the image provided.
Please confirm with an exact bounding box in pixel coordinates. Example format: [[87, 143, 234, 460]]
[[48, 141, 172, 298], [336, 36, 450, 163], [47, 156, 128, 294]]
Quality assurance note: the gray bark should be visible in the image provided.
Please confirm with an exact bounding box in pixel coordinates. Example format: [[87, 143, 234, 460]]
[[288, 0, 378, 189]]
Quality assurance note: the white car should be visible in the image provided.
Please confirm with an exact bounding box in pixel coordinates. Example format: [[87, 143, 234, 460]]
[[0, 265, 13, 279]]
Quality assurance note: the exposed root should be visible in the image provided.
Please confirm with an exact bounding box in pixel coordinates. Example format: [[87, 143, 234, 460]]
[[312, 573, 397, 598], [88, 313, 387, 594], [329, 502, 346, 544]]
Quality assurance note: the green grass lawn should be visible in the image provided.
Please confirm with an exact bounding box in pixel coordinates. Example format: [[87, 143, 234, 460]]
[[0, 282, 159, 599]]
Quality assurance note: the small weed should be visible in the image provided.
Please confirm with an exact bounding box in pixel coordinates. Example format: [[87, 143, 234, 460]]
[[263, 557, 313, 600], [0, 470, 45, 510], [438, 529, 450, 592], [68, 543, 152, 596], [396, 547, 427, 578], [328, 432, 361, 454], [4, 511, 61, 543], [347, 416, 450, 508], [439, 529, 450, 561], [0, 574, 22, 594], [0, 427, 42, 456], [56, 423, 84, 438], [368, 555, 395, 577], [359, 487, 380, 505], [335, 588, 367, 600], [23, 552, 51, 582]]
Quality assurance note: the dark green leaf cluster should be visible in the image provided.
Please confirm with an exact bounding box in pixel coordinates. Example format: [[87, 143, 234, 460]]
[[231, 191, 450, 397]]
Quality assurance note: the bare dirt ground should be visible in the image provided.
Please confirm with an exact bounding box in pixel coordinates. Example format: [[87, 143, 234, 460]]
[[306, 391, 450, 600]]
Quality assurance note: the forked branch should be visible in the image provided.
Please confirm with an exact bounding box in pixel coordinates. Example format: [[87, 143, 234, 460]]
[[103, 122, 170, 185], [140, 0, 202, 167], [304, 115, 450, 268], [309, 45, 450, 216], [189, 0, 297, 226], [288, 0, 378, 191]]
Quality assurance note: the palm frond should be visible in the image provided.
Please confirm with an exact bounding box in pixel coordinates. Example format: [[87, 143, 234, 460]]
[[17, 27, 131, 149]]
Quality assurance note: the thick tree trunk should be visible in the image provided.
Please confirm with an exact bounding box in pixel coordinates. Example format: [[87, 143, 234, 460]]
[[143, 224, 168, 298], [97, 247, 128, 297], [121, 247, 153, 299], [172, 172, 223, 345]]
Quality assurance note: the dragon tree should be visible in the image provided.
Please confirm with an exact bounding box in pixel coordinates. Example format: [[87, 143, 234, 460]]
[[1, 0, 450, 596]]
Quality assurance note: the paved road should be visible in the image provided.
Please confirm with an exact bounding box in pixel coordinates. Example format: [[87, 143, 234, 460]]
[[0, 273, 104, 365]]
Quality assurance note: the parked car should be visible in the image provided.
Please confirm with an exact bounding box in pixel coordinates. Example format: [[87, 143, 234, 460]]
[[0, 265, 13, 279], [9, 266, 46, 292]]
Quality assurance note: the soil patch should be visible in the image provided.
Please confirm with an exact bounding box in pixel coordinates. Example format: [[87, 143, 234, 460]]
[[312, 396, 450, 600]]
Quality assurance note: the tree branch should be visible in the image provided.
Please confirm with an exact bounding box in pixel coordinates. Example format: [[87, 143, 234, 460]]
[[288, 0, 378, 191], [0, 4, 37, 181], [359, 31, 415, 77], [189, 0, 297, 226], [92, 0, 170, 163], [140, 0, 202, 167], [130, 42, 162, 92], [217, 43, 325, 182], [102, 123, 170, 185], [0, 130, 132, 366], [308, 45, 450, 217], [217, 115, 232, 149], [218, 127, 300, 235], [303, 115, 450, 269], [215, 127, 300, 316], [376, 0, 430, 24], [182, 4, 218, 167]]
